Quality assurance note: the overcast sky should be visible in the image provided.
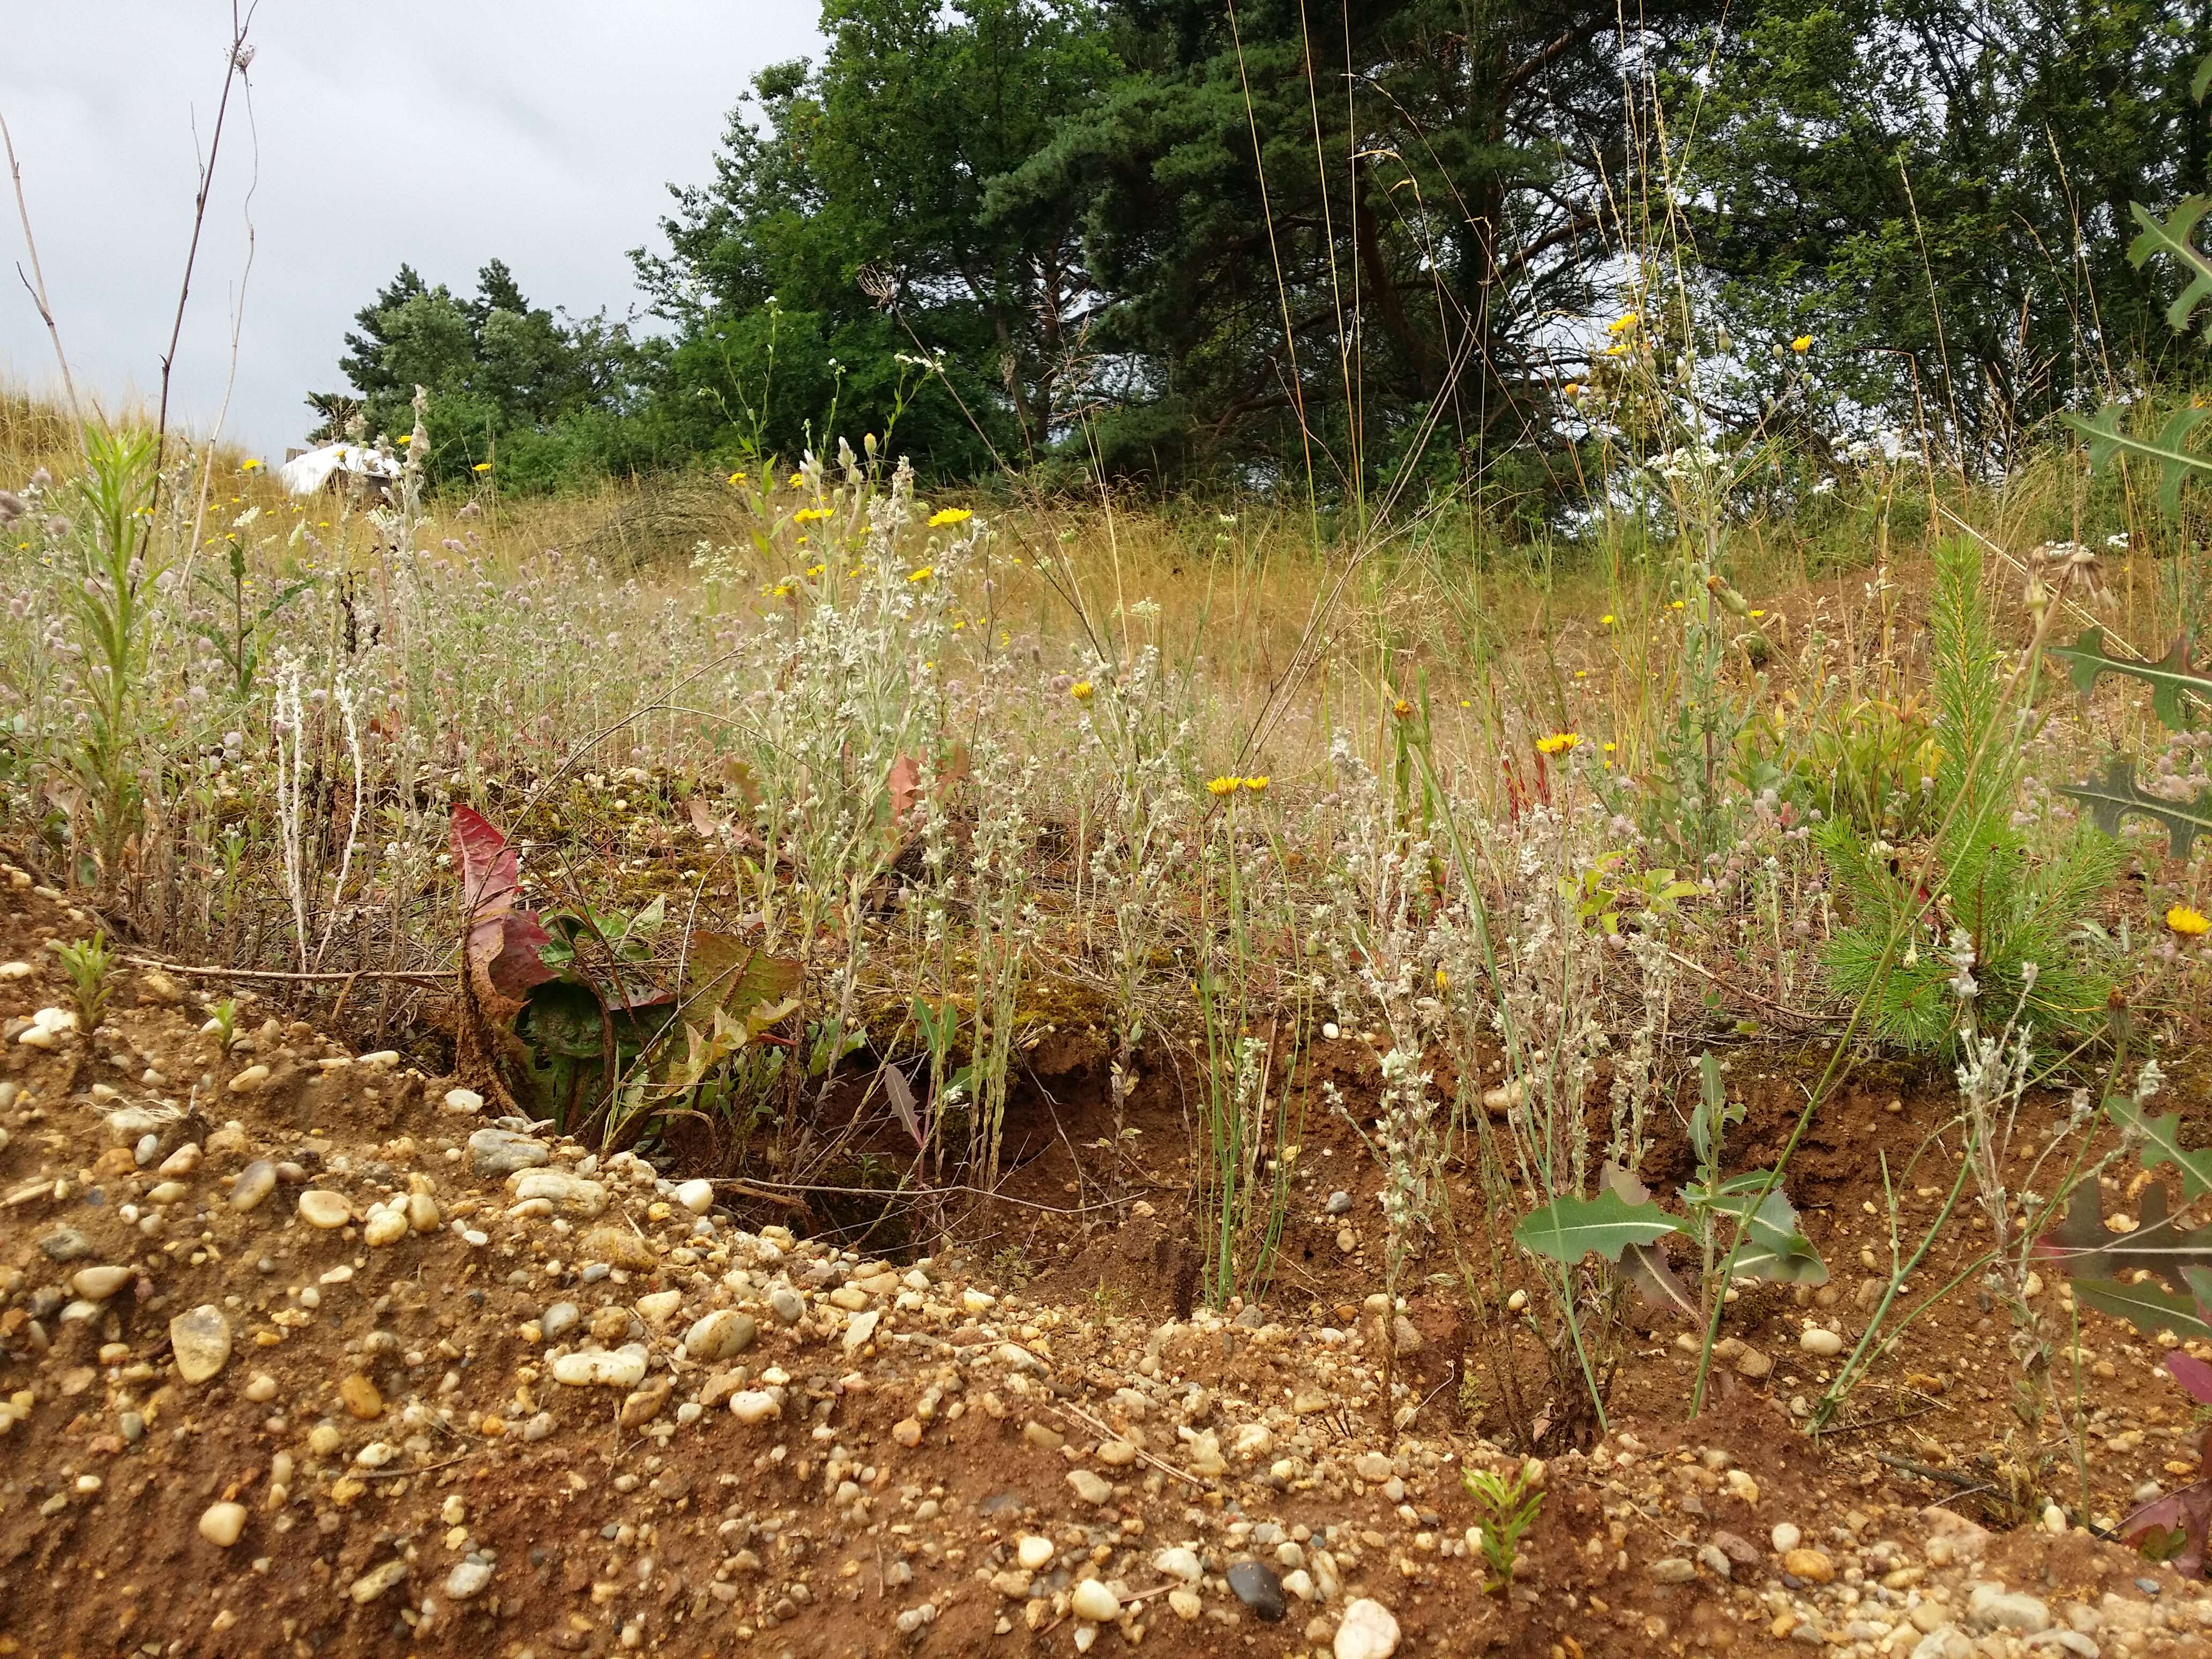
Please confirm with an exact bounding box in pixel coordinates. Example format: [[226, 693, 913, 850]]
[[2, 2, 822, 459]]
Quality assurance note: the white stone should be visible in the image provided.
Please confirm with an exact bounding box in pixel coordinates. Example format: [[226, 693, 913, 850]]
[[683, 1309, 756, 1361], [728, 1389, 782, 1425], [636, 1289, 684, 1326], [226, 1064, 271, 1094], [348, 1559, 409, 1604], [71, 1265, 131, 1301], [675, 1178, 714, 1214], [198, 1501, 248, 1547], [169, 1305, 233, 1382], [506, 1169, 608, 1217], [1153, 1546, 1202, 1583], [1334, 1598, 1402, 1659], [1070, 1580, 1120, 1622], [550, 1346, 648, 1388], [1770, 1522, 1802, 1553], [1798, 1327, 1844, 1357], [444, 1560, 492, 1600], [442, 1088, 484, 1114], [296, 1190, 350, 1229], [1017, 1535, 1055, 1571], [843, 1309, 881, 1354], [362, 1208, 408, 1247]]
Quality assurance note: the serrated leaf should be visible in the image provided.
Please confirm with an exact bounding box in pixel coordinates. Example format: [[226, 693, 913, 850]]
[[2067, 1276, 2212, 1341], [2129, 197, 2212, 339], [2037, 1182, 2212, 1298], [1685, 1173, 1829, 1284], [2057, 757, 2212, 858], [2062, 402, 2212, 517], [1514, 1188, 1680, 1266], [2052, 627, 2209, 730], [2113, 1095, 2212, 1199]]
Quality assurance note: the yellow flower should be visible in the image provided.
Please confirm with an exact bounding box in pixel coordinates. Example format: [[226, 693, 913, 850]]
[[1602, 343, 1627, 357], [2170, 904, 2211, 938], [805, 563, 825, 577], [1562, 382, 1582, 397], [240, 458, 260, 470], [472, 462, 492, 473], [1670, 600, 1685, 610], [726, 470, 748, 487], [1750, 608, 1767, 618], [1608, 311, 1640, 335], [1602, 741, 1617, 752], [772, 581, 793, 597], [1600, 613, 1617, 625], [1241, 775, 1270, 793], [907, 565, 935, 583], [1790, 335, 1813, 354], [1393, 699, 1414, 719], [1535, 731, 1582, 756], [1070, 681, 1093, 701], [793, 506, 832, 524], [1434, 967, 1449, 991], [1205, 776, 1242, 797], [788, 472, 805, 488], [928, 506, 973, 528]]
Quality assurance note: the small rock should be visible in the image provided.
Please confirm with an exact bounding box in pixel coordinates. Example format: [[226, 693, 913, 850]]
[[338, 1373, 383, 1419], [769, 1287, 805, 1324], [71, 1265, 131, 1302], [675, 1178, 714, 1214], [892, 1417, 923, 1447], [1067, 1468, 1114, 1505], [1169, 1588, 1202, 1621], [619, 1379, 671, 1429], [444, 1560, 491, 1600], [683, 1310, 756, 1361], [1782, 1548, 1835, 1584], [1390, 1315, 1423, 1355], [40, 1228, 93, 1262], [1649, 1557, 1698, 1583], [229, 1161, 276, 1212], [1325, 1190, 1353, 1214], [1017, 1535, 1055, 1571], [169, 1305, 233, 1382], [1770, 1523, 1802, 1553], [1070, 1580, 1120, 1622], [1153, 1546, 1202, 1583], [347, 1559, 409, 1604], [1968, 1585, 2053, 1634], [1229, 1560, 1286, 1621], [550, 1346, 648, 1388], [296, 1190, 350, 1229], [1334, 1597, 1401, 1659], [468, 1127, 549, 1177], [1799, 1327, 1844, 1357], [442, 1088, 484, 1115], [198, 1501, 248, 1547], [1734, 1346, 1773, 1379], [843, 1309, 881, 1354], [1353, 1451, 1394, 1483], [508, 1169, 608, 1216], [729, 1389, 781, 1425], [406, 1190, 440, 1232], [226, 1063, 271, 1094], [362, 1208, 407, 1247], [636, 1288, 684, 1325]]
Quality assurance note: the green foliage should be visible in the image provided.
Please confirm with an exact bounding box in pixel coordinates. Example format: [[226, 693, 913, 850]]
[[1686, 0, 2212, 455], [53, 932, 112, 1033], [1513, 1186, 1680, 1265], [309, 259, 638, 489], [1816, 538, 2124, 1053], [2052, 628, 2211, 733], [1460, 1462, 1546, 1594]]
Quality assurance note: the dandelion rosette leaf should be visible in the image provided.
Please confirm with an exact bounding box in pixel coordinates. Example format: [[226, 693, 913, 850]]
[[2052, 628, 2210, 731], [2036, 1182, 2212, 1332]]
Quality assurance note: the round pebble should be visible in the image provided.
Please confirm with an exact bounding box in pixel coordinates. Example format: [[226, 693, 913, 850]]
[[198, 1501, 248, 1547], [296, 1190, 350, 1229]]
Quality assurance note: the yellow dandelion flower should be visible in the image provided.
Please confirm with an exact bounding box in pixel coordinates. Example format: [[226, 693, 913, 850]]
[[1601, 613, 1617, 625], [788, 472, 805, 488], [1670, 600, 1685, 610], [928, 507, 973, 528], [2170, 904, 2211, 938], [1535, 731, 1582, 756], [472, 462, 492, 473], [1241, 776, 1270, 793], [1206, 776, 1240, 797], [1750, 608, 1767, 618], [793, 506, 832, 524], [1608, 311, 1640, 335], [1790, 335, 1812, 354], [1434, 967, 1449, 991], [1562, 382, 1582, 397], [907, 565, 935, 583], [805, 563, 825, 577], [726, 470, 748, 487], [240, 458, 260, 470], [772, 582, 793, 597], [1070, 681, 1093, 701], [1393, 699, 1414, 718]]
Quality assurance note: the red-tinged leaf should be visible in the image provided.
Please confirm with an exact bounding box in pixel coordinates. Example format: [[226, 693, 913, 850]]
[[484, 913, 557, 1000], [450, 804, 519, 919], [887, 754, 923, 819], [687, 796, 722, 839], [2119, 1482, 2212, 1579], [2170, 1353, 2212, 1406]]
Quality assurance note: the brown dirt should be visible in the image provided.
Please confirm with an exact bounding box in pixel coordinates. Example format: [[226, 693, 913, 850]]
[[5, 875, 2212, 1658]]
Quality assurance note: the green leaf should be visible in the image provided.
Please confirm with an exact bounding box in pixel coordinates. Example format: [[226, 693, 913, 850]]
[[2129, 197, 2212, 339], [1514, 1189, 1680, 1266], [2113, 1096, 2212, 1199], [2060, 403, 2212, 518], [2067, 1277, 2212, 1342], [2051, 628, 2209, 730], [2195, 52, 2212, 104], [2057, 757, 2212, 859], [1685, 1174, 1829, 1284]]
